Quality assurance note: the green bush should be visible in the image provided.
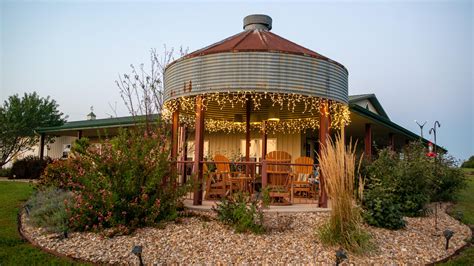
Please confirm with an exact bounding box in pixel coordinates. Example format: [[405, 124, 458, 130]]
[[362, 186, 405, 229], [11, 156, 52, 179], [213, 192, 265, 234], [430, 155, 466, 202], [0, 167, 11, 177], [55, 123, 190, 232], [26, 187, 72, 234], [362, 142, 467, 229], [461, 156, 474, 168]]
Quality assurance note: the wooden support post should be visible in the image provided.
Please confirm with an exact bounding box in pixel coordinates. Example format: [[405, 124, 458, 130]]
[[171, 108, 179, 183], [262, 160, 268, 188], [77, 130, 83, 139], [245, 95, 251, 175], [179, 125, 188, 184], [318, 101, 330, 208], [193, 96, 205, 205], [389, 133, 395, 151], [39, 133, 45, 160], [365, 123, 372, 161], [261, 121, 267, 160]]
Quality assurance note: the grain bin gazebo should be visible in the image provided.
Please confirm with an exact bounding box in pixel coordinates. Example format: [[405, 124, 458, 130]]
[[163, 14, 350, 207]]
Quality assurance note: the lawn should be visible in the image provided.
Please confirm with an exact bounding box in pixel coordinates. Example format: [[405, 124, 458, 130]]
[[439, 168, 474, 265], [0, 181, 84, 265]]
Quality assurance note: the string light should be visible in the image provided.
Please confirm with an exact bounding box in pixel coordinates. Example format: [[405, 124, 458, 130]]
[[162, 91, 351, 133]]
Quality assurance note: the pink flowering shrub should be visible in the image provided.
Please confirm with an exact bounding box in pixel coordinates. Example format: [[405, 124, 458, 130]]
[[41, 123, 189, 232]]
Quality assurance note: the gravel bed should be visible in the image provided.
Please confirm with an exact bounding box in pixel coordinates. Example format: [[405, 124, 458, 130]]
[[20, 203, 471, 265]]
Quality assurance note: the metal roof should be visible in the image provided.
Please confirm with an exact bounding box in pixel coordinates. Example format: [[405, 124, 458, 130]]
[[168, 29, 347, 72], [35, 115, 158, 134], [350, 104, 446, 152]]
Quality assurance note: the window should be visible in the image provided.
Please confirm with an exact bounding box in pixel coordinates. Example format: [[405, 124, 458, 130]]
[[240, 138, 277, 160], [187, 140, 209, 160]]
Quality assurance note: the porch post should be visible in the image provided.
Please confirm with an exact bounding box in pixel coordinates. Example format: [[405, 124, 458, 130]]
[[261, 121, 267, 160], [179, 125, 188, 184], [39, 133, 45, 160], [389, 133, 395, 151], [77, 130, 83, 139], [193, 96, 205, 205], [318, 101, 330, 208], [245, 95, 251, 174], [365, 123, 372, 161], [171, 107, 179, 183]]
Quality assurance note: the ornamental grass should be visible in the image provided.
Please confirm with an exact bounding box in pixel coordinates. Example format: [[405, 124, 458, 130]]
[[317, 130, 371, 253]]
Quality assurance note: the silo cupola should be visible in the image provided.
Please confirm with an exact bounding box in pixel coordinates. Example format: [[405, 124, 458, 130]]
[[243, 14, 272, 31]]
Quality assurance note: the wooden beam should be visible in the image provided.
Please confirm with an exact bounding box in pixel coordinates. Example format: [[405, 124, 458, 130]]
[[193, 96, 205, 205], [39, 133, 45, 160], [365, 123, 372, 161], [318, 101, 330, 208]]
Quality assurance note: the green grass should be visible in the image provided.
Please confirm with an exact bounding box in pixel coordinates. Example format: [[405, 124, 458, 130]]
[[439, 168, 474, 265], [0, 181, 84, 265]]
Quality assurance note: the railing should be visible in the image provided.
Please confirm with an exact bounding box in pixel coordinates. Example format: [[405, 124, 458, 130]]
[[174, 160, 319, 204]]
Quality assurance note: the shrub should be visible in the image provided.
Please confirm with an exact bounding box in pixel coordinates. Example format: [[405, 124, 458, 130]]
[[362, 186, 405, 229], [11, 156, 52, 179], [213, 192, 265, 234], [55, 123, 190, 232], [26, 187, 72, 234], [0, 167, 11, 177], [39, 158, 82, 190], [316, 133, 371, 253], [430, 155, 466, 202]]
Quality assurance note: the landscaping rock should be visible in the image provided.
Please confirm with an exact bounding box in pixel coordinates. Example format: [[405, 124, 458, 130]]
[[20, 203, 471, 265]]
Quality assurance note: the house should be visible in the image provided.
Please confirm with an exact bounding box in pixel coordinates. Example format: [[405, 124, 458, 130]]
[[36, 14, 443, 207]]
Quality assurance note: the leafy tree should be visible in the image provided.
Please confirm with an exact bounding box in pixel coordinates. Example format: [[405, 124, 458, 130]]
[[0, 92, 66, 167], [461, 156, 474, 168]]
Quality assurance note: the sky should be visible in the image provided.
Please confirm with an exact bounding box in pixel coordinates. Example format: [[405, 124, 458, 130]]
[[1, 0, 473, 161]]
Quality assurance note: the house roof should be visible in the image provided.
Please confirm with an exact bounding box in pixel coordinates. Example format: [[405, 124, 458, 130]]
[[350, 104, 446, 152], [167, 29, 347, 72], [349, 94, 389, 120], [35, 115, 157, 134]]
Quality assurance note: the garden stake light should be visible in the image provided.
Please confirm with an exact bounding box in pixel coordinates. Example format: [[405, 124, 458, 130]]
[[443, 229, 454, 250], [335, 248, 347, 265], [132, 245, 144, 266]]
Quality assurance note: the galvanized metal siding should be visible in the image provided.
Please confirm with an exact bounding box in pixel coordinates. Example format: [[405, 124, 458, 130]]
[[164, 52, 348, 103]]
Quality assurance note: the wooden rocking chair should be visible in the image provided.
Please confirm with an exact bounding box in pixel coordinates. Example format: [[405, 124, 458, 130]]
[[265, 151, 292, 205], [291, 157, 316, 200]]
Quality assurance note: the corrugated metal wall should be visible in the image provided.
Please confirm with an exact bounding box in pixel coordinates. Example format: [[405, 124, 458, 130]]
[[164, 52, 348, 104]]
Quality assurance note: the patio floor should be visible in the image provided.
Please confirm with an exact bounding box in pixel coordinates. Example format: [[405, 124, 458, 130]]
[[183, 199, 330, 213]]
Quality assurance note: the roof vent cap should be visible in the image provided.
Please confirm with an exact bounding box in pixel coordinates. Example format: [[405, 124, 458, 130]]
[[243, 14, 272, 31]]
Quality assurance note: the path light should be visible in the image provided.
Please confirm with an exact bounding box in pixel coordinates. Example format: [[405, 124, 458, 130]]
[[335, 248, 347, 265], [132, 245, 144, 266], [443, 229, 454, 250]]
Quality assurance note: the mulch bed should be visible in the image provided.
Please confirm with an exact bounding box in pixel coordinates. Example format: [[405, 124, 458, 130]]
[[19, 203, 471, 265]]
